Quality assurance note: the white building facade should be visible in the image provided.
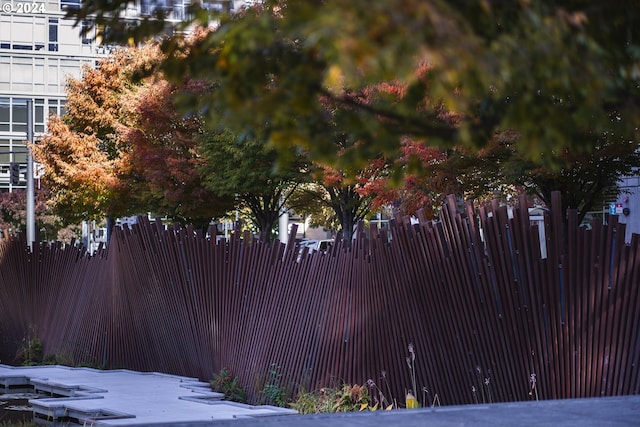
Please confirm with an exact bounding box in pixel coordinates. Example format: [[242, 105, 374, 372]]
[[0, 0, 97, 189], [0, 0, 245, 190]]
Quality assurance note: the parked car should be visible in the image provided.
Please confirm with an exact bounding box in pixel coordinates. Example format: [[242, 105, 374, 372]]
[[297, 239, 334, 260]]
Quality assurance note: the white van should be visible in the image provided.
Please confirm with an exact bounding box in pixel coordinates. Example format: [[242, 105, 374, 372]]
[[297, 239, 334, 256]]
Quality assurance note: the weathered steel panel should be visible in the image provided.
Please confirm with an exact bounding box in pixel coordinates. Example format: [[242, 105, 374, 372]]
[[1, 192, 639, 406]]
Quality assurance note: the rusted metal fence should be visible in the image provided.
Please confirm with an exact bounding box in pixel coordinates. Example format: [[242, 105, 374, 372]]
[[0, 192, 639, 406]]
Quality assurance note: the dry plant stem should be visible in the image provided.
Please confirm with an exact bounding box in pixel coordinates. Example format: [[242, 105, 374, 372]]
[[432, 393, 441, 407], [422, 387, 429, 407], [381, 371, 394, 407], [385, 382, 394, 406], [484, 377, 492, 404], [475, 366, 485, 403], [366, 379, 389, 408], [529, 373, 539, 401], [407, 343, 417, 402]]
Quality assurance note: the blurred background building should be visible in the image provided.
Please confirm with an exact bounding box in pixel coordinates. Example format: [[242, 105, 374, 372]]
[[0, 0, 247, 190]]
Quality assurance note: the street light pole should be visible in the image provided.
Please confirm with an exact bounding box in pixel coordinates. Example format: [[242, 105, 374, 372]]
[[26, 99, 35, 249]]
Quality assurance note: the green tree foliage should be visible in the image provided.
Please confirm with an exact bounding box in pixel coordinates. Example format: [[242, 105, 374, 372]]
[[198, 128, 309, 240], [287, 185, 340, 235], [366, 130, 640, 223], [125, 78, 235, 230], [67, 1, 640, 218], [280, 92, 386, 242], [448, 131, 640, 223], [109, 1, 638, 166], [302, 163, 379, 243]]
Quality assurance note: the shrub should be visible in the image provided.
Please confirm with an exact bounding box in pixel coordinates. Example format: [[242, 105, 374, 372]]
[[211, 368, 247, 403], [260, 364, 288, 407], [332, 383, 371, 412], [16, 331, 43, 366], [290, 388, 337, 414]]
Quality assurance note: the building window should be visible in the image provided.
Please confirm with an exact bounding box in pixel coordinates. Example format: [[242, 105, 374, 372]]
[[0, 98, 45, 133], [48, 18, 58, 52], [81, 21, 93, 45], [0, 98, 9, 132], [12, 57, 32, 91], [60, 0, 81, 10], [12, 98, 28, 133], [12, 143, 28, 163], [35, 98, 45, 133], [140, 0, 172, 16], [202, 1, 229, 13], [48, 98, 66, 118], [0, 139, 10, 164]]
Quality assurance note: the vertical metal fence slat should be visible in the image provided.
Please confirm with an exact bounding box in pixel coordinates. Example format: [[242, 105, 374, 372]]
[[2, 192, 640, 405]]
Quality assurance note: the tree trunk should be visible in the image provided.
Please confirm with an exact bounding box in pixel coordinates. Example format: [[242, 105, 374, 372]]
[[106, 217, 115, 243], [340, 212, 356, 244]]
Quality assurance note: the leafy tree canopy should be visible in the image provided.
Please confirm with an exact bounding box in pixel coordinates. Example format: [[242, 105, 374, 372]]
[[449, 131, 640, 223], [69, 0, 640, 177], [314, 163, 378, 242], [125, 78, 235, 229], [358, 137, 455, 219], [198, 127, 309, 239], [34, 44, 233, 229], [33, 46, 161, 224], [0, 187, 73, 241]]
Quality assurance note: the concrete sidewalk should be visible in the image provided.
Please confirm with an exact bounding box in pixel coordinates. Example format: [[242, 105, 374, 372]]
[[0, 364, 296, 426], [1, 364, 638, 426], [211, 395, 640, 427]]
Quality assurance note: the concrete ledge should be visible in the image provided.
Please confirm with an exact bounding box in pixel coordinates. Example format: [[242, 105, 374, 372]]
[[205, 394, 640, 427], [0, 364, 297, 426], [3, 364, 638, 426]]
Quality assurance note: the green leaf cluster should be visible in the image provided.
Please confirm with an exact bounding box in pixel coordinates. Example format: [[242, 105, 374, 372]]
[[64, 0, 640, 221]]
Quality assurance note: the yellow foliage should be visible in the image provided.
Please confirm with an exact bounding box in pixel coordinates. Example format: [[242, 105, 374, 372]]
[[323, 64, 344, 95], [405, 391, 418, 409]]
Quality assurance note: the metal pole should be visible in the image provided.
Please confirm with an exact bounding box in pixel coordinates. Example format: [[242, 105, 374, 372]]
[[26, 99, 35, 249], [278, 193, 289, 244]]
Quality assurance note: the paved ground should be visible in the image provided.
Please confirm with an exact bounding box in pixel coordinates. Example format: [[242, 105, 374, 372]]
[[0, 364, 295, 425], [1, 364, 639, 426], [210, 395, 640, 427]]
